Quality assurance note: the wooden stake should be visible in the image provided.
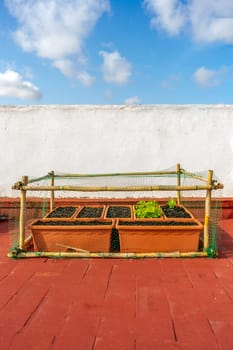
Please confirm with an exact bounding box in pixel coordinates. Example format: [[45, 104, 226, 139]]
[[204, 170, 213, 249], [19, 176, 28, 250], [49, 171, 54, 211], [176, 164, 181, 205]]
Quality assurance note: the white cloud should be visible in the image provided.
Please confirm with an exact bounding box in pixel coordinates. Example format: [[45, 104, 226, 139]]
[[144, 0, 233, 44], [76, 71, 96, 87], [143, 0, 186, 35], [0, 69, 41, 99], [193, 66, 219, 87], [99, 50, 132, 84], [6, 0, 109, 83], [53, 59, 95, 86], [124, 96, 141, 105], [189, 0, 233, 44]]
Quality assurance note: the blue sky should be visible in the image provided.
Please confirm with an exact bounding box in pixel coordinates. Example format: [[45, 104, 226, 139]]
[[1, 0, 233, 105]]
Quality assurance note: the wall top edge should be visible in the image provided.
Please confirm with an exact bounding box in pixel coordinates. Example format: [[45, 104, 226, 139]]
[[0, 104, 233, 111]]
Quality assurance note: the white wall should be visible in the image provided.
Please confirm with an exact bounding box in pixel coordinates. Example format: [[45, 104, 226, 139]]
[[0, 105, 232, 197]]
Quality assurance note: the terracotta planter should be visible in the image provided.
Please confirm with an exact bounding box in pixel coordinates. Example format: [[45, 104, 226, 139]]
[[104, 205, 133, 219], [75, 205, 106, 219], [116, 219, 203, 253], [30, 219, 114, 253]]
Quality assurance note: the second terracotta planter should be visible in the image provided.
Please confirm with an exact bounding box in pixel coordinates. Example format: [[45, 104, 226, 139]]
[[116, 219, 203, 253]]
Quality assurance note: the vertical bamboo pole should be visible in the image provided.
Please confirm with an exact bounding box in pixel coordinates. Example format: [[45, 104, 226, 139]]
[[49, 171, 55, 211], [176, 163, 181, 205], [19, 176, 28, 250], [204, 170, 213, 250]]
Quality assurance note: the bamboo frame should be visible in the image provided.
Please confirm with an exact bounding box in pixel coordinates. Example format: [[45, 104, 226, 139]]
[[15, 184, 223, 192], [8, 250, 209, 259], [53, 170, 179, 178], [204, 170, 213, 249], [177, 163, 181, 205], [180, 170, 209, 183], [11, 164, 223, 259], [49, 171, 54, 211], [27, 174, 50, 184], [19, 176, 28, 250], [26, 169, 208, 181]]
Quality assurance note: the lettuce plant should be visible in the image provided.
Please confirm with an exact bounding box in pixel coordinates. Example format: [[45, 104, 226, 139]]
[[134, 200, 163, 218]]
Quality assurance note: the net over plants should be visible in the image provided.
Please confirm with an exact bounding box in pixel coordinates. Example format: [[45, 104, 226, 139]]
[[7, 165, 223, 258]]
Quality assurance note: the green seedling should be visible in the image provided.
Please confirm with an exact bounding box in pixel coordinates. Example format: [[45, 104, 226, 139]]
[[167, 198, 176, 209]]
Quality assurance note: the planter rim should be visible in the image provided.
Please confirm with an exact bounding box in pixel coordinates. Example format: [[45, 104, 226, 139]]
[[30, 218, 114, 230], [116, 218, 203, 231]]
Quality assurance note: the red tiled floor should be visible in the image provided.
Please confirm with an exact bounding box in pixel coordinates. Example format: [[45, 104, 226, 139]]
[[0, 219, 233, 349]]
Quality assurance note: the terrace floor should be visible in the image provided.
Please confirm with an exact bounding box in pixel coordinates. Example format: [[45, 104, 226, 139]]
[[0, 218, 233, 350]]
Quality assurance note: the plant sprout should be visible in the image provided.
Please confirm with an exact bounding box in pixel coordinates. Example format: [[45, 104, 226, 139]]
[[167, 198, 176, 209]]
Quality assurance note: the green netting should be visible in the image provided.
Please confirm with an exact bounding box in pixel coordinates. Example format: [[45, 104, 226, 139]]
[[6, 165, 223, 258]]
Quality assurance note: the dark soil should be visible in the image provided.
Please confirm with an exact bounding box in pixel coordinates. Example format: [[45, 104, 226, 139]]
[[110, 228, 120, 252], [76, 207, 103, 218], [161, 205, 191, 218], [118, 220, 198, 226], [106, 206, 131, 218], [34, 220, 112, 226], [46, 206, 77, 218]]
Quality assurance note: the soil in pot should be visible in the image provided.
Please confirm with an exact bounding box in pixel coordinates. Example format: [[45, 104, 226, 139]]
[[76, 207, 103, 218], [46, 206, 77, 218], [161, 205, 191, 218], [118, 220, 198, 226], [106, 206, 131, 218], [34, 220, 112, 226]]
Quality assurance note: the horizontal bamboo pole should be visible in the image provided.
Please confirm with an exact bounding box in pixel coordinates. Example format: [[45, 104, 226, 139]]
[[180, 170, 209, 183], [19, 184, 224, 192], [54, 171, 212, 182], [8, 251, 209, 259], [27, 171, 208, 183], [53, 171, 179, 178], [28, 175, 50, 184]]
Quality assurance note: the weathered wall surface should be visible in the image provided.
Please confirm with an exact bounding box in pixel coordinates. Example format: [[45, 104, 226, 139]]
[[0, 105, 232, 197]]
